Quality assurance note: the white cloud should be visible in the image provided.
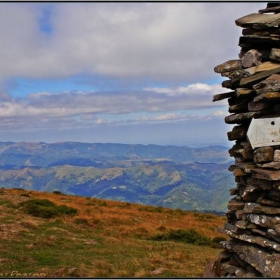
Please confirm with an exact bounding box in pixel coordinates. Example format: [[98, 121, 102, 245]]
[[0, 84, 229, 131], [95, 118, 105, 125], [154, 113, 177, 121], [213, 110, 227, 116], [0, 2, 262, 143], [0, 2, 265, 83], [144, 83, 227, 96], [0, 82, 228, 122]]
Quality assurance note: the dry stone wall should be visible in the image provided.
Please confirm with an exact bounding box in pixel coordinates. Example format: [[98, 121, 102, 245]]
[[206, 3, 280, 278]]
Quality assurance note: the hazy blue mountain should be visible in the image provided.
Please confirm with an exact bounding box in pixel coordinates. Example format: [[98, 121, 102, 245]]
[[0, 141, 234, 212]]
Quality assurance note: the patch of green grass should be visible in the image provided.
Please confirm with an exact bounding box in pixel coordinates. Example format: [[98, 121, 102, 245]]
[[150, 228, 211, 246], [211, 236, 227, 248], [20, 199, 77, 219], [0, 199, 10, 206]]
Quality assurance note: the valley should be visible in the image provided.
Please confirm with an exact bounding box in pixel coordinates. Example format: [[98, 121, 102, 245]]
[[0, 142, 234, 213]]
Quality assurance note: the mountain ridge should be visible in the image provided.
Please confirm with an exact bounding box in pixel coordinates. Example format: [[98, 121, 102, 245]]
[[0, 141, 234, 212]]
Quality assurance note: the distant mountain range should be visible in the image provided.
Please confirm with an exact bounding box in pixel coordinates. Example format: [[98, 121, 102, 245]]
[[0, 142, 234, 212]]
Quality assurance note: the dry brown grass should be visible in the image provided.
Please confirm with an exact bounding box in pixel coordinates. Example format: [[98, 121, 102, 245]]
[[0, 187, 227, 277], [3, 188, 227, 240]]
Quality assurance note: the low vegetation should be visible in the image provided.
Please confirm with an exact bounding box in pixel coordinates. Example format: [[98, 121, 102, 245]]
[[20, 198, 77, 219], [0, 188, 227, 277]]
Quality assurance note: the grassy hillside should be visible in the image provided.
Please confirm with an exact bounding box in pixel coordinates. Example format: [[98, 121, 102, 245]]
[[0, 188, 227, 277]]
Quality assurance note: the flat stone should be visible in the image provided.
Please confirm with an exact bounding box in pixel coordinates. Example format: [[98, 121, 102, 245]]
[[236, 13, 280, 29], [236, 220, 249, 229], [254, 147, 274, 163], [228, 200, 245, 211], [240, 67, 280, 87], [256, 61, 280, 73], [233, 168, 247, 176], [244, 202, 280, 215], [253, 74, 280, 95], [246, 223, 257, 229], [213, 91, 235, 102], [225, 108, 274, 124], [254, 91, 280, 102], [275, 150, 280, 162], [259, 6, 280, 14], [270, 48, 280, 62], [225, 229, 280, 252], [228, 68, 257, 83], [225, 112, 256, 124], [224, 222, 236, 231], [236, 88, 255, 97], [246, 177, 272, 189], [229, 162, 256, 173], [214, 59, 243, 74], [252, 168, 280, 181], [267, 229, 280, 243], [222, 79, 238, 90], [257, 198, 280, 207], [240, 149, 254, 160], [241, 49, 262, 68], [239, 36, 280, 48], [247, 213, 280, 229], [243, 28, 280, 37], [260, 161, 280, 170], [229, 102, 249, 113], [228, 239, 280, 277], [248, 101, 270, 112], [240, 48, 271, 60], [227, 125, 248, 141]]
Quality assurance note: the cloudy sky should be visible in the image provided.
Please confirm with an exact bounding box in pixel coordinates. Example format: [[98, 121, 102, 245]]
[[0, 2, 264, 146]]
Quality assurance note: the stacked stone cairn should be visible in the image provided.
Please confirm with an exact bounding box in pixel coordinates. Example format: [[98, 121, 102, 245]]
[[206, 3, 280, 278]]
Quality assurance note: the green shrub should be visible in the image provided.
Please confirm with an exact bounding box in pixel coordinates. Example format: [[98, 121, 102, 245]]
[[53, 191, 63, 195], [150, 228, 211, 246], [20, 199, 77, 219], [211, 236, 227, 248]]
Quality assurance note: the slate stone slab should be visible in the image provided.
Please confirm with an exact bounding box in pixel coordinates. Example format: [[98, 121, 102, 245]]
[[236, 13, 280, 29], [214, 60, 242, 74], [253, 74, 280, 95], [240, 67, 280, 87], [228, 239, 280, 277]]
